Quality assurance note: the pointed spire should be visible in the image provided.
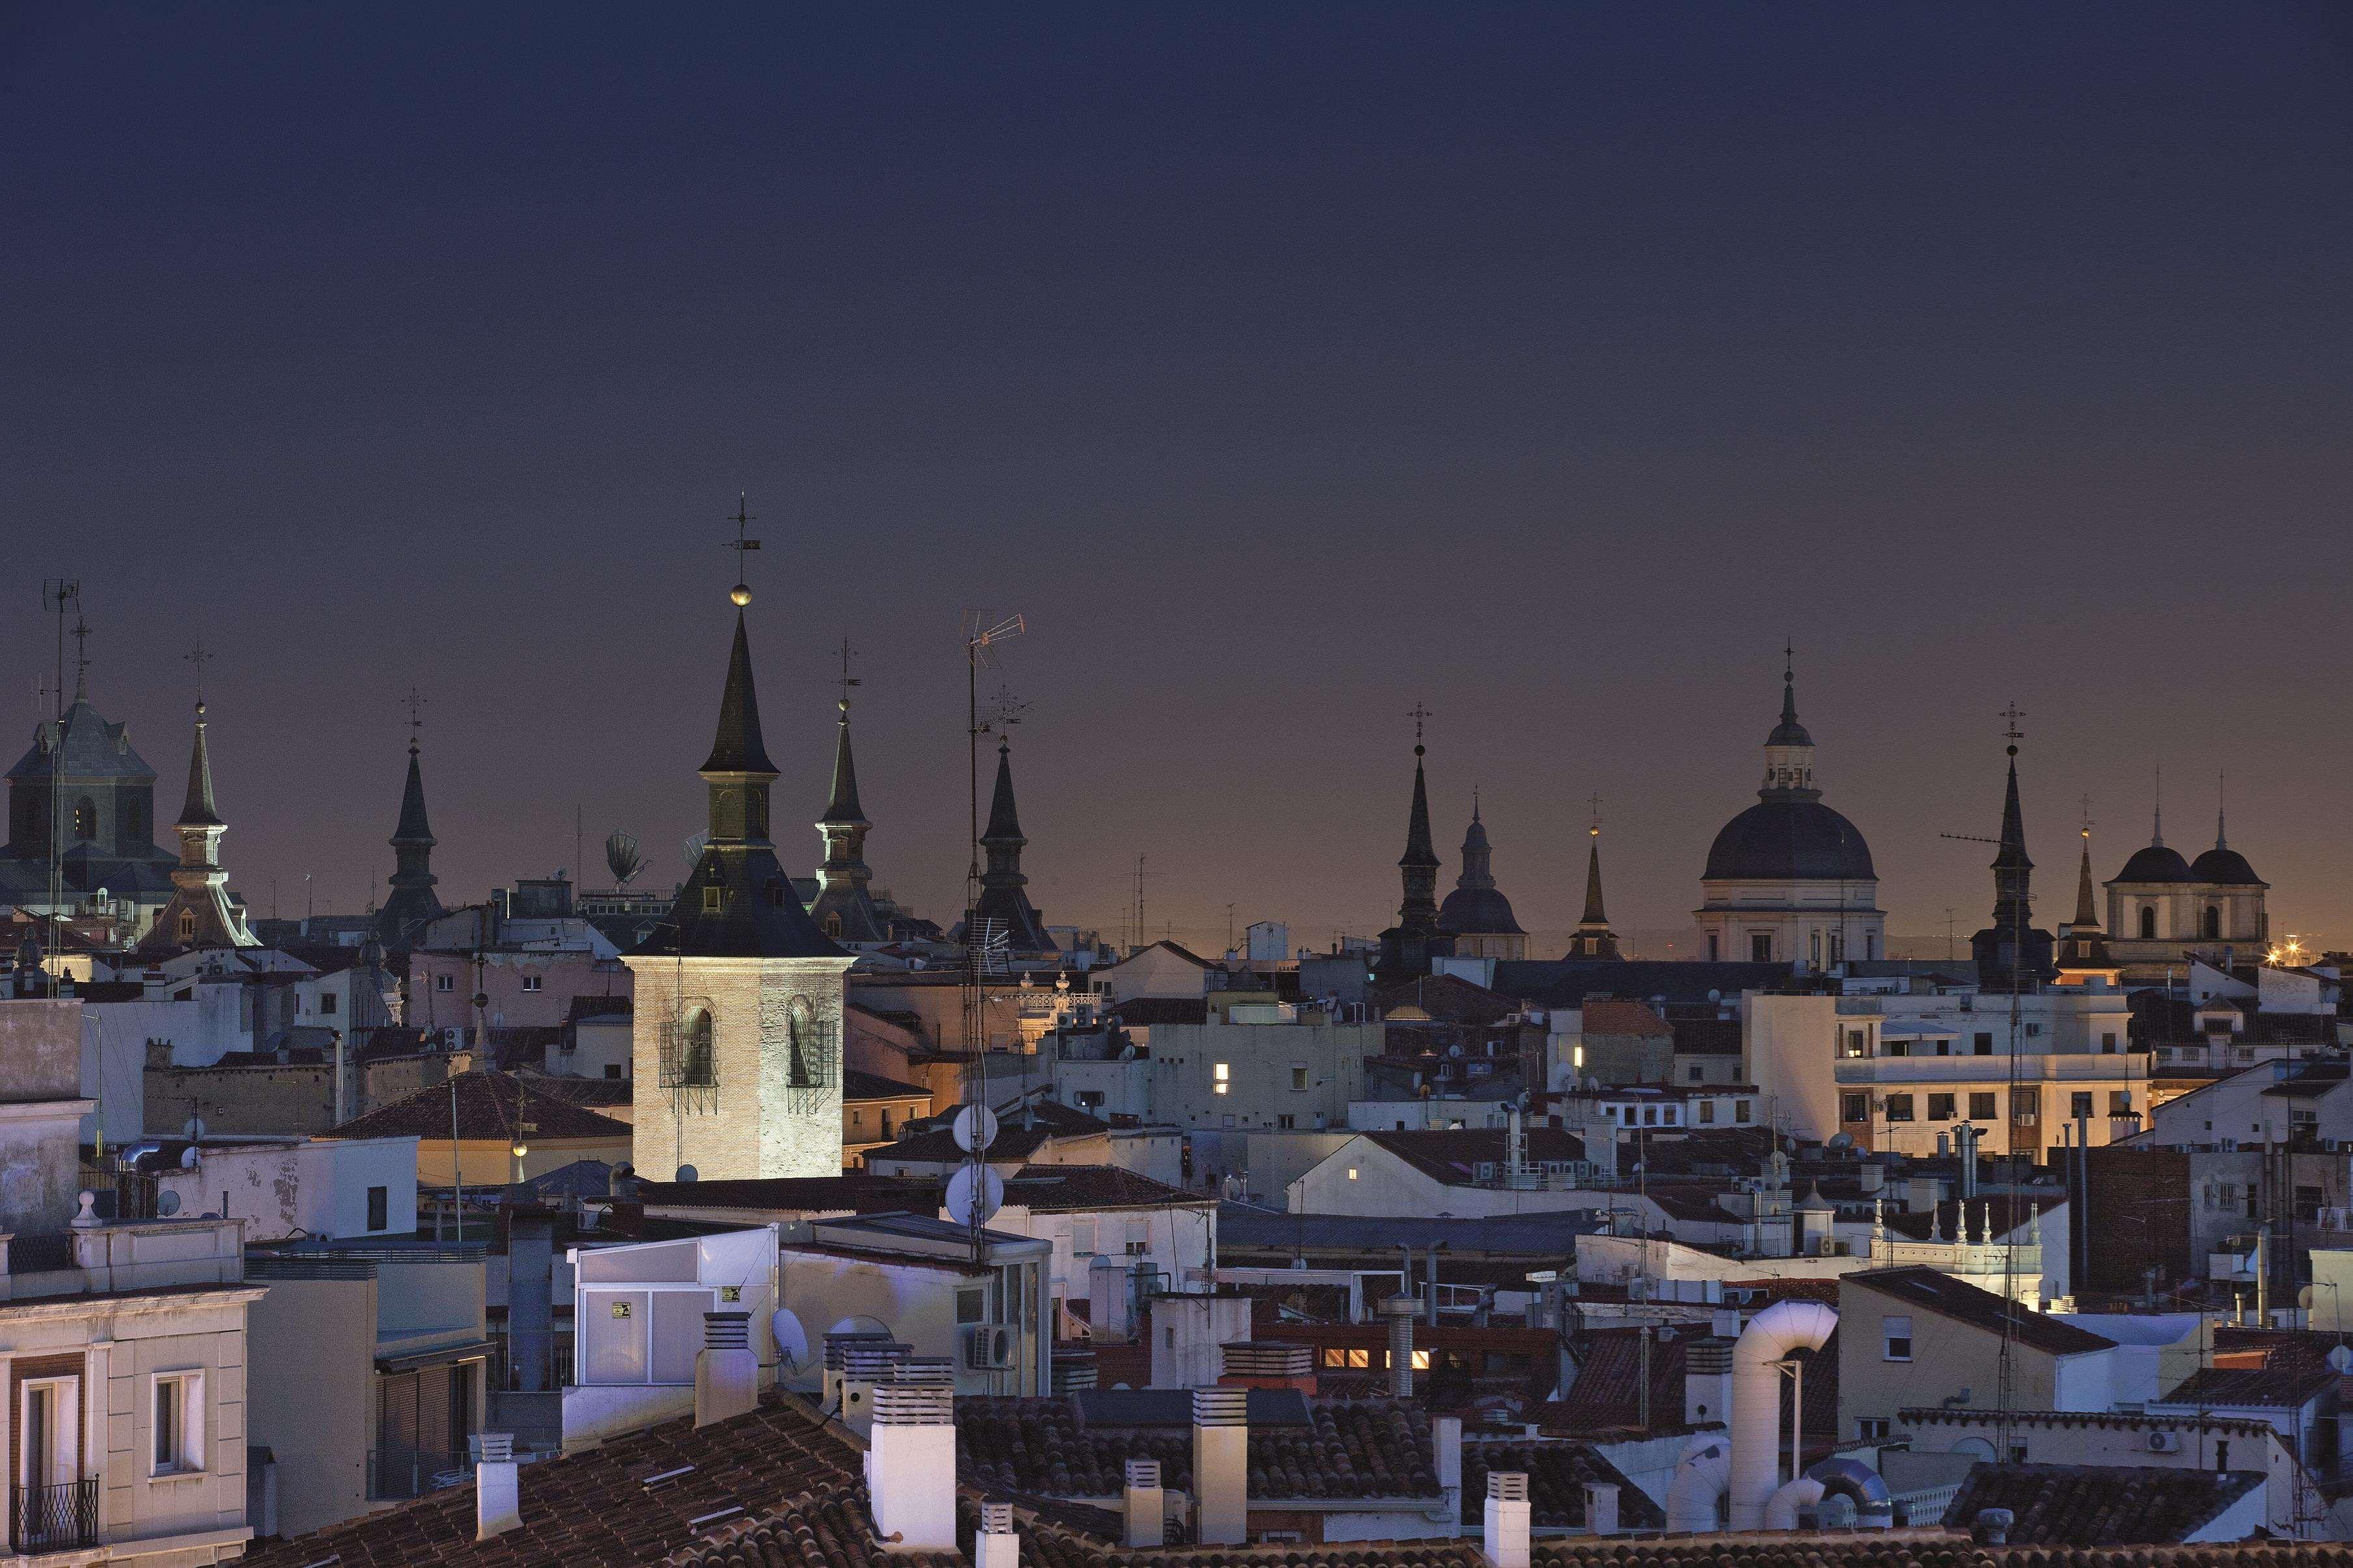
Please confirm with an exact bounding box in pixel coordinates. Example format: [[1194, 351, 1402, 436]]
[[822, 697, 866, 826], [1401, 746, 1438, 870], [2215, 771, 2228, 850], [1582, 832, 1609, 928], [2152, 765, 2164, 847], [2073, 830, 2100, 931], [983, 738, 1024, 843], [393, 740, 435, 846], [178, 702, 222, 829], [1780, 644, 1800, 727], [1995, 752, 2031, 873], [701, 611, 777, 777]]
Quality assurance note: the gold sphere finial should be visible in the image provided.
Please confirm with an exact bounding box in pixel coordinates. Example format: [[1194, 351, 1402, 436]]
[[730, 583, 752, 608]]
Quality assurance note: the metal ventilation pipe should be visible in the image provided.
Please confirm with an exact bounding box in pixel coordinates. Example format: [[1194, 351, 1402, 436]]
[[1380, 1292, 1418, 1398]]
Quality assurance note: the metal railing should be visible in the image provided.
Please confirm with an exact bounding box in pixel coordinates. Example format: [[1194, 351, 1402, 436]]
[[369, 1446, 471, 1501], [6, 1234, 76, 1276], [13, 1478, 98, 1553]]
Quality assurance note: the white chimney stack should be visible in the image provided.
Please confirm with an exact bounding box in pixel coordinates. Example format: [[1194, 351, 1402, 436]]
[[1685, 1334, 1736, 1426], [1433, 1414, 1462, 1505], [695, 1311, 759, 1429], [1191, 1387, 1248, 1545], [866, 1382, 957, 1551], [475, 1432, 520, 1541], [1123, 1459, 1166, 1548], [976, 1501, 1019, 1568], [1583, 1480, 1619, 1537], [1483, 1471, 1530, 1568]]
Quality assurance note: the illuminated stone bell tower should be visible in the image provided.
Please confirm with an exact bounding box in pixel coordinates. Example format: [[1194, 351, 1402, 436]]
[[625, 550, 854, 1182]]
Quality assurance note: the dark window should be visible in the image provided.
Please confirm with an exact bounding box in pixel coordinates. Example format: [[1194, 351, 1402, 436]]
[[1973, 1032, 1994, 1055], [1749, 934, 1773, 962], [1885, 1094, 1914, 1122], [680, 1009, 715, 1085], [1734, 1099, 1750, 1124], [1841, 1092, 1869, 1124], [2204, 906, 2220, 939], [2012, 1088, 2040, 1125], [603, 1064, 622, 1080], [2070, 1092, 2093, 1118], [320, 992, 338, 1015], [1970, 1092, 1997, 1120], [2109, 1090, 2131, 1116], [366, 1186, 389, 1231], [1928, 1093, 1955, 1122], [2101, 1032, 2118, 1053], [2140, 906, 2157, 940]]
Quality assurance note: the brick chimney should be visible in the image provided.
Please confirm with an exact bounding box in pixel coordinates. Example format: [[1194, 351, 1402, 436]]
[[1123, 1459, 1166, 1548], [866, 1381, 956, 1551], [474, 1433, 520, 1541], [695, 1311, 758, 1429], [976, 1501, 1018, 1568], [1191, 1387, 1248, 1545], [1483, 1471, 1530, 1568]]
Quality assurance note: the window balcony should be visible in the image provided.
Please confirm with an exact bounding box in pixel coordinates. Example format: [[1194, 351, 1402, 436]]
[[12, 1478, 98, 1554]]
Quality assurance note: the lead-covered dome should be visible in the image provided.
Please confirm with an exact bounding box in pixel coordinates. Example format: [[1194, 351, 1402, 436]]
[[2115, 842, 2194, 883], [2190, 845, 2263, 886], [1705, 799, 1877, 882], [1438, 883, 1524, 936]]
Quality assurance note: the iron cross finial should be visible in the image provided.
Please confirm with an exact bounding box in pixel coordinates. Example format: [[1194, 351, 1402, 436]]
[[400, 688, 426, 752], [724, 493, 761, 605], [183, 641, 213, 706], [1407, 702, 1433, 746], [1999, 701, 2026, 743], [1589, 793, 1604, 836], [837, 634, 861, 712]]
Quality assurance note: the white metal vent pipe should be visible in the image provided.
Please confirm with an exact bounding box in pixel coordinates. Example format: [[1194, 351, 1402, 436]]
[[1728, 1298, 1837, 1530]]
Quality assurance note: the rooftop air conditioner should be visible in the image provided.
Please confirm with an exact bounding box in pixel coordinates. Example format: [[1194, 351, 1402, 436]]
[[2148, 1430, 2181, 1454], [962, 1324, 1015, 1371]]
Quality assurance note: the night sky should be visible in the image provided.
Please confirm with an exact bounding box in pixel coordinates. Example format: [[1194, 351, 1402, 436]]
[[7, 5, 2351, 957]]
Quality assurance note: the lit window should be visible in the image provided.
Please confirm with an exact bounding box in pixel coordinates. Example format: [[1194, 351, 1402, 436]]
[[1346, 1348, 1370, 1369], [1346, 1167, 1358, 1181], [1323, 1347, 1347, 1369], [1411, 1349, 1430, 1370], [1214, 1062, 1230, 1096]]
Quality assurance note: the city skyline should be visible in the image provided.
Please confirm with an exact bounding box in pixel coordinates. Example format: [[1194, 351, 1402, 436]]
[[7, 5, 2348, 953]]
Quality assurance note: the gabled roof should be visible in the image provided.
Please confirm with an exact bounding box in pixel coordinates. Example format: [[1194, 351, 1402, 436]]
[[1581, 997, 1670, 1037], [1359, 1127, 1586, 1185], [320, 1070, 629, 1144], [842, 1069, 931, 1101], [955, 1395, 1438, 1500], [2155, 1364, 2337, 1410], [240, 1391, 861, 1568], [1001, 1164, 1207, 1212], [1942, 1461, 2263, 1545], [1843, 1266, 2114, 1356]]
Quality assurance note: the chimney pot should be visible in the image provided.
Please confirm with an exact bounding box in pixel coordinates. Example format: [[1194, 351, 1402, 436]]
[[1191, 1387, 1249, 1545], [474, 1432, 521, 1541], [866, 1384, 957, 1551], [695, 1310, 759, 1429], [1123, 1459, 1166, 1549], [976, 1501, 1019, 1568], [1483, 1471, 1531, 1568]]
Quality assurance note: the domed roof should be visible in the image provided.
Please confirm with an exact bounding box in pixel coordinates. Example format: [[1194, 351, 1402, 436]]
[[1438, 884, 1524, 936], [1704, 799, 1875, 882], [2114, 842, 2194, 883], [2190, 846, 2263, 886]]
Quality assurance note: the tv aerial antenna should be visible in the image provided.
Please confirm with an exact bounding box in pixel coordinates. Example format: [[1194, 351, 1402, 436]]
[[959, 612, 1026, 1080]]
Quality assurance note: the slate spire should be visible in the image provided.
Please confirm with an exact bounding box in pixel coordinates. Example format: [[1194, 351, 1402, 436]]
[[701, 611, 778, 778], [178, 702, 222, 829]]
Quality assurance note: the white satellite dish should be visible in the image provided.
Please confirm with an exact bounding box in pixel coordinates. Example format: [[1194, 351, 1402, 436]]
[[945, 1164, 1004, 1229], [183, 1116, 206, 1141], [2331, 1345, 2352, 1375], [180, 1147, 201, 1170], [953, 1104, 999, 1155], [675, 1164, 700, 1184], [157, 1191, 182, 1216], [772, 1307, 812, 1373]]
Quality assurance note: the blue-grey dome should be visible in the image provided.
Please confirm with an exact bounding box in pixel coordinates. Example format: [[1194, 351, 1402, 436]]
[[1438, 884, 1523, 936], [2115, 843, 2194, 883], [2190, 846, 2263, 886], [1704, 799, 1875, 882]]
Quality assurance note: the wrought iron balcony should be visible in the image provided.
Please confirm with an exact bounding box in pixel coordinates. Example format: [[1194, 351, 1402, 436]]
[[13, 1478, 98, 1554]]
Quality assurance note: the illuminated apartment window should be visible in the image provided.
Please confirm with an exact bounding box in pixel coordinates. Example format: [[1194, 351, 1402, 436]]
[[1213, 1062, 1230, 1095]]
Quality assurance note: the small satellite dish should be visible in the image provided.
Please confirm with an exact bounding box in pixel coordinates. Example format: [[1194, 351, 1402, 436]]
[[945, 1165, 1004, 1229], [1707, 989, 1722, 1003], [2330, 1345, 2352, 1374], [772, 1307, 812, 1372], [682, 830, 710, 869], [675, 1164, 699, 1184], [183, 1116, 206, 1141], [157, 1191, 183, 1216], [954, 1104, 999, 1155], [605, 830, 644, 889], [180, 1147, 201, 1170]]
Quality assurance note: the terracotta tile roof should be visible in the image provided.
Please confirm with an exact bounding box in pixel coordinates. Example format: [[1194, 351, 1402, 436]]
[[2156, 1363, 2337, 1409], [954, 1396, 1439, 1499], [842, 1069, 932, 1101], [241, 1392, 859, 1568], [1004, 1164, 1208, 1211], [1671, 1016, 1744, 1055], [567, 994, 634, 1022], [1104, 996, 1211, 1027], [522, 1073, 635, 1109], [1550, 1326, 1696, 1433], [1844, 1266, 2115, 1357], [1362, 1128, 1586, 1184], [1580, 997, 1671, 1037], [1461, 1442, 1663, 1530], [638, 1174, 944, 1214], [320, 1069, 630, 1143], [1943, 1461, 2264, 1544]]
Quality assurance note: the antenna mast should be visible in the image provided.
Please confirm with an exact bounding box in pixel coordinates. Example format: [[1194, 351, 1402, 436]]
[[40, 580, 81, 966]]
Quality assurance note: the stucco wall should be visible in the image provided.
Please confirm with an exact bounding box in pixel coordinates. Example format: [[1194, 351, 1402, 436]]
[[246, 1274, 377, 1537]]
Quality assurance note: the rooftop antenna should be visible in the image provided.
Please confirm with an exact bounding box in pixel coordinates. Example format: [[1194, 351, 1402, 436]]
[[43, 580, 79, 722], [39, 580, 82, 971], [960, 612, 1027, 1192], [837, 633, 861, 708], [72, 611, 96, 704]]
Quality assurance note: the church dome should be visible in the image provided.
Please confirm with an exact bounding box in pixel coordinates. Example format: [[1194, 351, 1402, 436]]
[[1438, 884, 1523, 936], [2190, 845, 2263, 886], [2114, 843, 2194, 883], [1704, 799, 1876, 882]]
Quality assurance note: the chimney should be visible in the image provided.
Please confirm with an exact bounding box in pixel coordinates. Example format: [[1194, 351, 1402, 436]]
[[866, 1381, 957, 1551], [1970, 1507, 2014, 1545], [1685, 1335, 1735, 1426], [474, 1432, 520, 1541], [1433, 1414, 1462, 1504], [1859, 1162, 1884, 1194], [976, 1501, 1019, 1568], [1583, 1480, 1619, 1537], [1380, 1293, 1418, 1398], [1191, 1387, 1248, 1545], [1483, 1471, 1531, 1568], [695, 1311, 758, 1428], [837, 1340, 910, 1438], [1123, 1458, 1166, 1549]]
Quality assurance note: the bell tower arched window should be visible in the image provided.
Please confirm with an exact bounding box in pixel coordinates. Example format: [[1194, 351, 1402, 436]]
[[2204, 905, 2220, 940], [679, 1007, 714, 1086], [2139, 906, 2157, 940]]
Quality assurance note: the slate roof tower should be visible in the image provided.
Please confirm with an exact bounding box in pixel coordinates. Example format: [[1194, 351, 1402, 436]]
[[0, 679, 177, 914], [620, 544, 854, 1183], [1436, 793, 1528, 960], [375, 722, 446, 953], [137, 700, 258, 953], [969, 738, 1052, 955], [1565, 811, 1622, 960], [1970, 732, 2057, 991], [807, 689, 888, 944], [1375, 727, 1455, 981]]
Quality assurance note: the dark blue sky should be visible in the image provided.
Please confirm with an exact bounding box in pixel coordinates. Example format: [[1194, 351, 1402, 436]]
[[6, 4, 2350, 954]]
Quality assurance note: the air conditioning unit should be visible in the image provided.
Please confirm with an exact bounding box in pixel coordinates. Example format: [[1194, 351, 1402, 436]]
[[2148, 1430, 2181, 1454], [441, 1027, 463, 1049], [962, 1324, 1015, 1371]]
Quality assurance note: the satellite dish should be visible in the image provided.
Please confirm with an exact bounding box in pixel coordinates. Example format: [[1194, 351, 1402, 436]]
[[682, 830, 710, 869], [605, 831, 644, 889], [157, 1191, 182, 1216], [180, 1147, 201, 1169], [183, 1116, 206, 1141], [1707, 989, 1722, 1003], [945, 1165, 1004, 1229], [772, 1307, 812, 1372], [953, 1105, 1000, 1155], [675, 1164, 700, 1184], [2330, 1346, 2352, 1374]]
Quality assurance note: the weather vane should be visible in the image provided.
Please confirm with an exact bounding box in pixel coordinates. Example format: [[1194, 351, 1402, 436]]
[[724, 493, 760, 606], [1408, 701, 1433, 752], [400, 687, 426, 751], [2079, 793, 2094, 841], [183, 641, 213, 707], [1999, 700, 2025, 748], [1589, 793, 1604, 838], [837, 635, 860, 712]]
